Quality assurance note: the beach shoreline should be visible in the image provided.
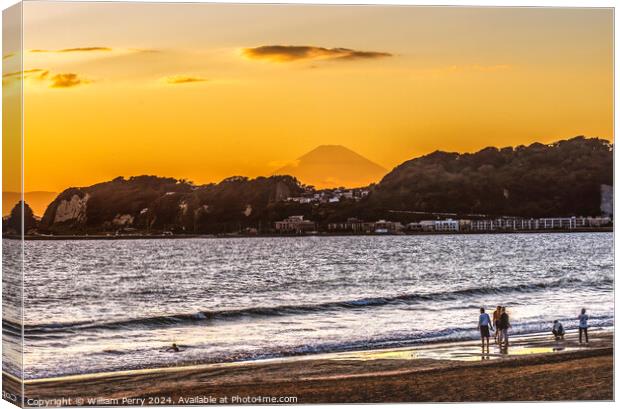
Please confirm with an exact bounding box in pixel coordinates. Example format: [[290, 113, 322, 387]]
[[4, 227, 613, 241], [4, 329, 613, 405]]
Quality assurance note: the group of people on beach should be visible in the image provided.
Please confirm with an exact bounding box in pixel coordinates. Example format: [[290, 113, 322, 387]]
[[546, 309, 590, 344], [477, 306, 591, 350], [477, 306, 510, 350]]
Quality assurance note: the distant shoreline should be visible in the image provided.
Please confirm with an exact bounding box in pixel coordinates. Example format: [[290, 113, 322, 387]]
[[4, 227, 612, 241]]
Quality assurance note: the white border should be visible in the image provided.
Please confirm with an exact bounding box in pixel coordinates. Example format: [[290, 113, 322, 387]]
[[0, 1, 616, 409]]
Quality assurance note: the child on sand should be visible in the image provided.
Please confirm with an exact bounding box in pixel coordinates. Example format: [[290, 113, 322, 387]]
[[578, 308, 589, 344], [552, 320, 565, 340]]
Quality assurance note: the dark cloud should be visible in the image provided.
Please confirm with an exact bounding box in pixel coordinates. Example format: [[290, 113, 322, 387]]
[[30, 47, 112, 53], [164, 75, 208, 84], [242, 45, 392, 62], [50, 73, 85, 88]]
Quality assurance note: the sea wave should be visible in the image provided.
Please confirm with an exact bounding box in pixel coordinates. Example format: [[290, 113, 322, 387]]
[[10, 315, 616, 380], [9, 276, 612, 336]]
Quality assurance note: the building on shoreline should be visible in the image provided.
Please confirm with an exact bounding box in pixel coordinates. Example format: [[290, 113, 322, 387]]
[[408, 220, 459, 232], [327, 218, 369, 233], [280, 215, 611, 235], [327, 218, 404, 234], [274, 216, 316, 234], [464, 216, 611, 232], [373, 220, 404, 234], [404, 216, 611, 233]]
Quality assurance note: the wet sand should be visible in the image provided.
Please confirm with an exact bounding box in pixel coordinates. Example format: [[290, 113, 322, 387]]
[[3, 330, 613, 405]]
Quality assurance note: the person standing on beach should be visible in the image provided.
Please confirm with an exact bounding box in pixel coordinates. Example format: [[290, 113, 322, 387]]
[[478, 307, 493, 350], [498, 307, 511, 347], [493, 306, 502, 344], [578, 308, 589, 344]]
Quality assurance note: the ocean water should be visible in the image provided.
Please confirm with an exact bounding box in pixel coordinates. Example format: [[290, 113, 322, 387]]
[[2, 233, 614, 379]]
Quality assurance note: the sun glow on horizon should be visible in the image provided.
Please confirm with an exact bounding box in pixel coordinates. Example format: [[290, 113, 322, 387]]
[[2, 2, 612, 194]]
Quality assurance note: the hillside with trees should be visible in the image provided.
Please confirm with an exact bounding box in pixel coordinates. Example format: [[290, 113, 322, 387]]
[[31, 136, 613, 235], [38, 175, 305, 234], [2, 201, 38, 235], [369, 136, 613, 218]]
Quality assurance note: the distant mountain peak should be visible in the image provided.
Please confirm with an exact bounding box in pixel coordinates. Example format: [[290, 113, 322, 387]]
[[301, 144, 366, 157], [306, 144, 353, 151], [274, 145, 387, 189]]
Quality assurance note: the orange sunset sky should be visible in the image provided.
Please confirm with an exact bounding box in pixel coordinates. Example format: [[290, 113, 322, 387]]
[[2, 2, 613, 194]]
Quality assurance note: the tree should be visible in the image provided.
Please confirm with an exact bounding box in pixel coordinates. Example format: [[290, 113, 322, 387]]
[[5, 201, 38, 234]]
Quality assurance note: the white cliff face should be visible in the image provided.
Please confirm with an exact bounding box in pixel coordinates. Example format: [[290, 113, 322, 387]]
[[54, 194, 89, 224], [112, 214, 134, 226]]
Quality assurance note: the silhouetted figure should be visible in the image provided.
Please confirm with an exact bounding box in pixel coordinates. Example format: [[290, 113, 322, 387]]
[[498, 307, 511, 347], [478, 307, 493, 351], [552, 320, 565, 340], [492, 305, 502, 344], [165, 343, 180, 352], [578, 308, 589, 344]]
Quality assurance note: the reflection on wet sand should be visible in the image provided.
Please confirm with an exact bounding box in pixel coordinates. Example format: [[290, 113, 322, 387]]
[[331, 329, 598, 363]]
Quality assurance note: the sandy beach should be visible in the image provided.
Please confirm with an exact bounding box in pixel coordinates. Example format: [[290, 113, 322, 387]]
[[3, 329, 612, 406]]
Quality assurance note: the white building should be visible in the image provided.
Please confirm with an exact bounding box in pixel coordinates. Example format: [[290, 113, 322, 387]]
[[468, 216, 612, 231], [274, 216, 316, 234], [419, 220, 436, 231], [434, 219, 459, 232], [373, 220, 404, 234], [418, 219, 459, 232]]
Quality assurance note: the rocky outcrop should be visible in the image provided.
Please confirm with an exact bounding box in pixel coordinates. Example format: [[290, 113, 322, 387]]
[[53, 193, 89, 223], [2, 201, 38, 235], [37, 175, 305, 234], [39, 188, 89, 232], [112, 214, 134, 226]]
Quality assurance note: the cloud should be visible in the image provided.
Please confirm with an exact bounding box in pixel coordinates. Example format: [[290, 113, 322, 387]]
[[3, 67, 93, 88], [242, 45, 392, 63], [3, 68, 47, 79], [2, 68, 49, 85], [3, 52, 15, 60], [3, 69, 89, 88], [49, 73, 87, 88], [30, 47, 112, 53], [164, 75, 208, 84]]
